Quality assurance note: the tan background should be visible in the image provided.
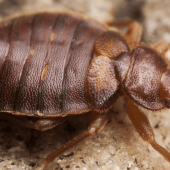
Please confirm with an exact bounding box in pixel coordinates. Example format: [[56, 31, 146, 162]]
[[0, 0, 170, 170]]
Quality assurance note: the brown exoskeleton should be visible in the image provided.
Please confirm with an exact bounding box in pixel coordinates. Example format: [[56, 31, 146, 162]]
[[0, 11, 169, 169]]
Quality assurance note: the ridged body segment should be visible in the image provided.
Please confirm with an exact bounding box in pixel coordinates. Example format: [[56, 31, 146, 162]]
[[0, 12, 107, 116]]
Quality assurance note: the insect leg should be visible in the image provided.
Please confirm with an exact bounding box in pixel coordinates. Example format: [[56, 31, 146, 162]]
[[126, 99, 170, 162], [39, 111, 112, 170], [107, 20, 142, 50], [0, 113, 66, 131], [107, 20, 142, 40], [152, 41, 170, 67], [152, 41, 170, 53]]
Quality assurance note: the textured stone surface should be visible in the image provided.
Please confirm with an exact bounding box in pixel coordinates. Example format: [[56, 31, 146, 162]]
[[0, 0, 170, 170]]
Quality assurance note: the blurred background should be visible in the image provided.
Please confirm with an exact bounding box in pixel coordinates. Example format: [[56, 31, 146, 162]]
[[0, 0, 170, 170]]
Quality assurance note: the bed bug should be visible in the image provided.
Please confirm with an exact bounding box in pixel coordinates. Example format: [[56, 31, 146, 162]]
[[0, 11, 170, 170]]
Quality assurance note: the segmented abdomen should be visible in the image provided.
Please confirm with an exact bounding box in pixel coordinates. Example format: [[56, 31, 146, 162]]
[[0, 12, 107, 116]]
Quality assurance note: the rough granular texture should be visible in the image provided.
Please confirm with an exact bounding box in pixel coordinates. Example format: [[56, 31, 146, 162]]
[[0, 0, 170, 170]]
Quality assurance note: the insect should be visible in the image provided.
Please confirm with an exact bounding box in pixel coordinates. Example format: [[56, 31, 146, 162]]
[[0, 11, 170, 170]]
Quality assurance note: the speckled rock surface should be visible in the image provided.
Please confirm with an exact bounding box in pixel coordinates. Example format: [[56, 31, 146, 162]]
[[0, 0, 170, 170]]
